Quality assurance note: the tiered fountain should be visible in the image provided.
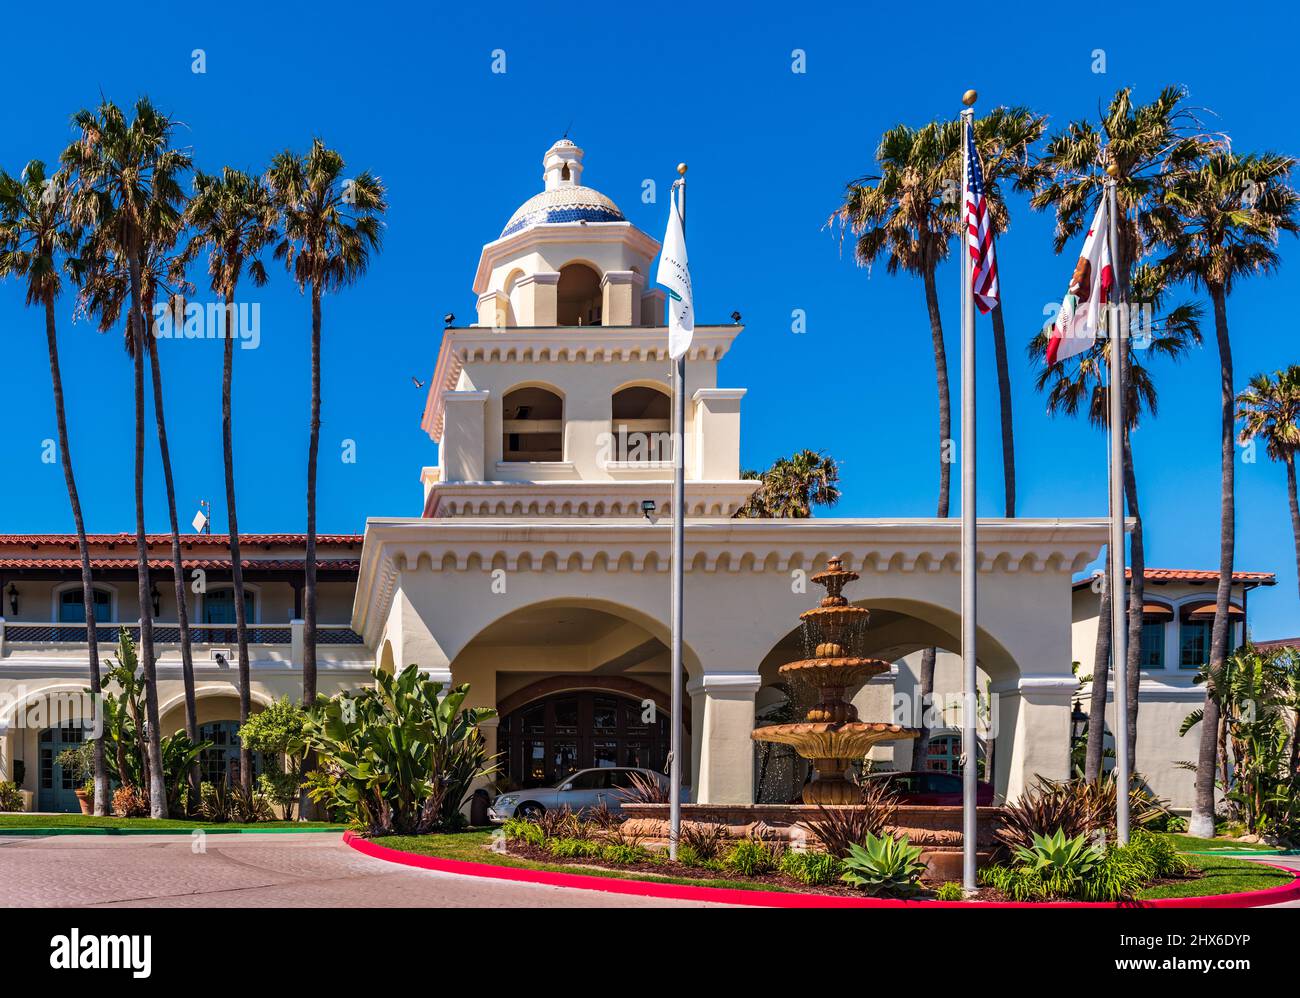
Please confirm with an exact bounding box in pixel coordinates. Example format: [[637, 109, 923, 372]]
[[751, 556, 917, 803]]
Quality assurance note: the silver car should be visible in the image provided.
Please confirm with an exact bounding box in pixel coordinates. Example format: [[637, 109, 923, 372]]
[[488, 767, 683, 821]]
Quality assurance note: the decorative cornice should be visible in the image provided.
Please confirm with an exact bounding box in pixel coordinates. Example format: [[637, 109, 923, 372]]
[[424, 479, 760, 520], [422, 325, 743, 441]]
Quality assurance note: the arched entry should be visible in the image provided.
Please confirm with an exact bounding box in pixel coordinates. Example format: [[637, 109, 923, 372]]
[[37, 723, 86, 812], [497, 687, 670, 789], [196, 720, 265, 786]]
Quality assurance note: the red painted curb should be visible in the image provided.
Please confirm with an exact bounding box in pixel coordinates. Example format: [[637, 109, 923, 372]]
[[342, 831, 1300, 909]]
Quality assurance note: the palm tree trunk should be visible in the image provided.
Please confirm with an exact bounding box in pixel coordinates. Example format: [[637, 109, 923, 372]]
[[43, 296, 108, 816], [147, 330, 200, 798], [1287, 457, 1300, 606], [916, 266, 952, 770], [1122, 425, 1144, 776], [299, 285, 323, 820], [127, 257, 166, 819], [1085, 547, 1112, 783], [222, 294, 254, 798], [1191, 283, 1235, 838], [990, 304, 1016, 518]]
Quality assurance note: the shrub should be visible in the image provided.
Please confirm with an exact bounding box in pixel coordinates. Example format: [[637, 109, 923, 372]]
[[779, 849, 842, 886], [534, 806, 578, 840], [1130, 830, 1192, 879], [602, 843, 651, 865], [935, 881, 965, 901], [112, 785, 150, 818], [1013, 829, 1105, 880], [198, 781, 232, 822], [799, 777, 899, 857], [675, 844, 704, 867], [839, 833, 926, 897], [615, 770, 669, 805], [979, 863, 1049, 901], [996, 776, 1169, 854], [724, 837, 778, 877], [301, 665, 497, 836], [547, 837, 603, 859], [679, 821, 729, 860], [502, 817, 545, 846], [0, 781, 23, 812]]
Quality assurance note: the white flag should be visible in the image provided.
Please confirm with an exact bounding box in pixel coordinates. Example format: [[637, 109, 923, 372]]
[[656, 185, 693, 359], [191, 509, 208, 533], [1046, 199, 1114, 365]]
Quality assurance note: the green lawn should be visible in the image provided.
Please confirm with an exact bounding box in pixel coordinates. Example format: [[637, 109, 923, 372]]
[[370, 830, 1297, 903], [1165, 832, 1285, 853], [0, 813, 344, 831], [374, 830, 797, 893]]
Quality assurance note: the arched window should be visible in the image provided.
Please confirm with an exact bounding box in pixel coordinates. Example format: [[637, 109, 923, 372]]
[[203, 587, 256, 625], [557, 263, 602, 326], [503, 386, 564, 462], [57, 586, 114, 623], [611, 385, 671, 463]]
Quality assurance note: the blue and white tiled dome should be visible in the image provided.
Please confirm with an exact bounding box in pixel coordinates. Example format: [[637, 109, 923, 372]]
[[501, 185, 625, 238], [500, 139, 625, 238]]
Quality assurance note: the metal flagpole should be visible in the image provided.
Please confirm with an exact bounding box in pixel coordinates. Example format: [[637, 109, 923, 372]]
[[668, 163, 687, 861], [959, 93, 979, 892], [1105, 161, 1130, 844]]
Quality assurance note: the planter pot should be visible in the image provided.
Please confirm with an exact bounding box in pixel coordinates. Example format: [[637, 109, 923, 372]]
[[74, 788, 93, 816]]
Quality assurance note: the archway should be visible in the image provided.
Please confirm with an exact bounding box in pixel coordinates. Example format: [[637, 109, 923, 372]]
[[502, 385, 564, 462], [557, 262, 602, 326]]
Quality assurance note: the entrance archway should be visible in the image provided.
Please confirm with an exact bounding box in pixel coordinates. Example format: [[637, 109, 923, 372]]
[[37, 723, 86, 812]]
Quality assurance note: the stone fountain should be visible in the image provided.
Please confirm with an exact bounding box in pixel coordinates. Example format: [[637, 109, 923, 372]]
[[751, 556, 917, 804]]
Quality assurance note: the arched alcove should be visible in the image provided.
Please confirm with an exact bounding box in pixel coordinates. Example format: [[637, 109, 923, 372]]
[[557, 262, 602, 326]]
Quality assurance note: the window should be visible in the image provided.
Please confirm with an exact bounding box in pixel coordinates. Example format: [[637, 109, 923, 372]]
[[1139, 619, 1165, 670], [58, 588, 112, 623], [502, 387, 564, 462], [1180, 614, 1237, 670], [197, 721, 263, 785], [610, 386, 671, 463], [556, 263, 601, 326], [203, 588, 255, 625], [923, 735, 987, 779]]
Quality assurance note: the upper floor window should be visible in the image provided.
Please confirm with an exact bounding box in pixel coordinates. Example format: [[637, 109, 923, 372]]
[[557, 263, 602, 326], [611, 386, 671, 463], [502, 387, 564, 462], [1179, 604, 1238, 670], [58, 587, 112, 623], [1139, 619, 1165, 670], [203, 587, 256, 626]]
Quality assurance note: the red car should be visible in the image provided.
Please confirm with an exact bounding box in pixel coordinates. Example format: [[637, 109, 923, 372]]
[[863, 770, 995, 806]]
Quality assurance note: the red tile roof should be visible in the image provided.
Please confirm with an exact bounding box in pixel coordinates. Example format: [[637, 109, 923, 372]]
[[0, 558, 359, 571], [1074, 567, 1276, 589], [0, 533, 362, 547]]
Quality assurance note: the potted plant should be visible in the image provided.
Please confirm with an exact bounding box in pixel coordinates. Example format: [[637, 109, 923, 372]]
[[56, 743, 95, 815]]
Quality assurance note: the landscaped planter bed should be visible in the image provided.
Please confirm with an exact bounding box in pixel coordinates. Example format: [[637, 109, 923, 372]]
[[346, 830, 1300, 908]]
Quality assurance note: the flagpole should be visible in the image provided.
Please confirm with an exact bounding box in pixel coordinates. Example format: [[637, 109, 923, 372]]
[[668, 162, 687, 861], [959, 91, 979, 893], [1105, 161, 1130, 844]]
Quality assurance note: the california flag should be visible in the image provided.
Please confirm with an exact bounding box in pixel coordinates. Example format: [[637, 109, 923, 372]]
[[657, 185, 694, 359], [1046, 199, 1114, 365]]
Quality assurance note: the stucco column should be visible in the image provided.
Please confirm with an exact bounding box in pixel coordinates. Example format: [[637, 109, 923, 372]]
[[687, 671, 761, 805], [991, 674, 1075, 803], [517, 272, 559, 327], [691, 389, 745, 480], [600, 270, 643, 326], [440, 390, 490, 482]]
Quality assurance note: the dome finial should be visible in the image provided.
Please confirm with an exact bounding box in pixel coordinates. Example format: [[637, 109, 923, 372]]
[[543, 139, 584, 191]]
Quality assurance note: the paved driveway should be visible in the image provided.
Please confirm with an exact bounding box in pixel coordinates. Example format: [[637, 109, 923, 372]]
[[0, 833, 729, 908]]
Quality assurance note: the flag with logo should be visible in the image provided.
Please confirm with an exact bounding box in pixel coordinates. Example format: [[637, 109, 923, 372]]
[[657, 185, 694, 359], [1046, 199, 1114, 365]]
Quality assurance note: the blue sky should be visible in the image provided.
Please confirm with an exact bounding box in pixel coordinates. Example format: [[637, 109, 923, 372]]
[[1, 2, 1297, 637]]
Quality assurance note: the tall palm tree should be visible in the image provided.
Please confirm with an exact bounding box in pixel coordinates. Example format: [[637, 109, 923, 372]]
[[1032, 85, 1211, 780], [79, 221, 201, 787], [1237, 367, 1300, 603], [63, 98, 190, 817], [1155, 151, 1300, 836], [944, 106, 1049, 517], [266, 141, 385, 716], [1030, 263, 1201, 780], [735, 450, 841, 518], [0, 161, 110, 815], [178, 167, 277, 796], [832, 120, 958, 764]]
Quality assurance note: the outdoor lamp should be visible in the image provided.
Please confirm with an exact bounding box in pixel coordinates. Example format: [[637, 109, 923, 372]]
[[731, 310, 742, 324], [443, 312, 456, 327], [151, 585, 161, 616], [1070, 697, 1088, 747], [641, 499, 657, 520], [6, 583, 17, 616]]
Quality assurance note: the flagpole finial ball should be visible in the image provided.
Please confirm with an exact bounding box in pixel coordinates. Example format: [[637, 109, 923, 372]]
[[677, 163, 688, 176], [962, 89, 978, 107]]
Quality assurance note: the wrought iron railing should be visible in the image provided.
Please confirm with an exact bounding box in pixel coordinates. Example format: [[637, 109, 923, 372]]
[[1, 621, 365, 646]]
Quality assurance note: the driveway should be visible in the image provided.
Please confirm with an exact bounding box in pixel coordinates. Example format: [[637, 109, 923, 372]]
[[0, 832, 730, 908]]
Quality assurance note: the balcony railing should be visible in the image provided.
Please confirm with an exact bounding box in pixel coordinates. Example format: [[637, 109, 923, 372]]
[[0, 621, 365, 646]]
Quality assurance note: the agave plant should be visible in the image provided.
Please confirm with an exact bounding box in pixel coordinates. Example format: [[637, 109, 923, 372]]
[[995, 776, 1169, 854], [839, 833, 927, 897], [1012, 828, 1105, 879]]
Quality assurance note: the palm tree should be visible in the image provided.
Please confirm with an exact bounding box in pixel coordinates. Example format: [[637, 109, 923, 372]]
[[1032, 85, 1211, 781], [0, 161, 110, 815], [1030, 263, 1202, 780], [832, 120, 958, 764], [735, 450, 841, 518], [63, 97, 190, 818], [79, 219, 201, 789], [945, 106, 1049, 517], [178, 167, 277, 796], [1236, 368, 1300, 603], [1154, 149, 1300, 838], [266, 141, 385, 716]]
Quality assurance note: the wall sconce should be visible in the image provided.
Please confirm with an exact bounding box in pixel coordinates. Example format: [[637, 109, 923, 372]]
[[151, 585, 161, 617], [6, 583, 17, 616]]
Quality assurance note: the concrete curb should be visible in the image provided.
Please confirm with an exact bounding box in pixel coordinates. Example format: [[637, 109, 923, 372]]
[[0, 825, 345, 837]]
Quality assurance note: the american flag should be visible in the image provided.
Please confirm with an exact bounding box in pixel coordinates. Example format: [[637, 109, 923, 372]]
[[964, 123, 999, 313]]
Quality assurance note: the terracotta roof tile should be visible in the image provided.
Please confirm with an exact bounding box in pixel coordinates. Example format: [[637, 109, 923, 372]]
[[0, 557, 359, 571], [0, 533, 362, 547]]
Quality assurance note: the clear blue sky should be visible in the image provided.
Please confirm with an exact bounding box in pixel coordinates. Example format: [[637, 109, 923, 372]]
[[1, 2, 1297, 637]]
